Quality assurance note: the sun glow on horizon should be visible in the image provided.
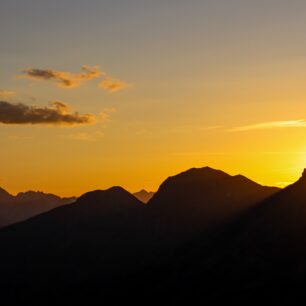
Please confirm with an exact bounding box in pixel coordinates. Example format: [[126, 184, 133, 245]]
[[1, 1, 306, 196]]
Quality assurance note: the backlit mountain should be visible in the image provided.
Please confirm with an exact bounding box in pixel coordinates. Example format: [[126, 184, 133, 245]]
[[0, 167, 296, 305], [148, 166, 279, 238]]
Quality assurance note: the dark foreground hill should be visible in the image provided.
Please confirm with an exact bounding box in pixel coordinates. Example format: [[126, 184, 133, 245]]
[[136, 169, 306, 304], [0, 188, 75, 227], [0, 167, 287, 305], [0, 186, 153, 305]]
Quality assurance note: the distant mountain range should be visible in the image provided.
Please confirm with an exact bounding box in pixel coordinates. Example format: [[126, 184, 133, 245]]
[[0, 188, 75, 227], [0, 187, 154, 227], [1, 166, 306, 304], [133, 189, 155, 203]]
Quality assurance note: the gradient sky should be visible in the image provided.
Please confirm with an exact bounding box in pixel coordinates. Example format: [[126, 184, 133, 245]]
[[1, 0, 306, 196]]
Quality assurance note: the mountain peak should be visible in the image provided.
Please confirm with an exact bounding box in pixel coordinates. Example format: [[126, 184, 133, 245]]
[[184, 166, 227, 175], [147, 166, 280, 238], [16, 190, 61, 201], [0, 187, 13, 200], [172, 166, 229, 179], [78, 186, 143, 207], [0, 187, 10, 196], [79, 186, 129, 198], [301, 169, 306, 180], [133, 190, 155, 203]]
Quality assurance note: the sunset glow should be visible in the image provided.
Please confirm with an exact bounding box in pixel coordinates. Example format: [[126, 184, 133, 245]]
[[1, 1, 306, 196]]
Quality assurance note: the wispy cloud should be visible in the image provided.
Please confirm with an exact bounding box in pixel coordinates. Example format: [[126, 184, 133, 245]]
[[20, 65, 128, 92], [230, 120, 306, 132], [0, 90, 16, 98], [0, 100, 95, 126], [21, 65, 102, 88], [99, 77, 128, 93]]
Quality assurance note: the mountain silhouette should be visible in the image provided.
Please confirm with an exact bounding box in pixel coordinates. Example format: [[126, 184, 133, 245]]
[[148, 166, 279, 238], [205, 168, 306, 302], [0, 188, 75, 227], [0, 187, 14, 202], [0, 186, 155, 305], [0, 166, 297, 305], [0, 186, 147, 254], [133, 189, 155, 203], [138, 169, 306, 304]]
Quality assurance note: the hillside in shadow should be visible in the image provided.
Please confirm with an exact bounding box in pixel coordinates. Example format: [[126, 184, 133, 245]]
[[3, 167, 304, 305]]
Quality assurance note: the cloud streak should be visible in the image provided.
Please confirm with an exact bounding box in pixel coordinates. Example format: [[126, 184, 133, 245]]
[[230, 120, 306, 132], [21, 65, 102, 88], [0, 90, 16, 98], [0, 100, 95, 126], [20, 65, 128, 92]]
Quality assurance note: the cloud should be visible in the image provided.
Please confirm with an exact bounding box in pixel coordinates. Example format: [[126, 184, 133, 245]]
[[230, 120, 306, 132], [20, 66, 129, 92], [0, 90, 16, 98], [0, 100, 95, 126], [99, 77, 128, 93], [21, 65, 102, 88]]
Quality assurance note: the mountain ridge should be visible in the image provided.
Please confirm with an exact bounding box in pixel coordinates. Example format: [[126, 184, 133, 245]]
[[0, 166, 301, 305], [0, 188, 76, 227], [147, 166, 280, 239], [141, 167, 306, 303]]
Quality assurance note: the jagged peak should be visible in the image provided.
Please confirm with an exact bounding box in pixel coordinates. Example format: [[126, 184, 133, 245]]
[[17, 190, 58, 196]]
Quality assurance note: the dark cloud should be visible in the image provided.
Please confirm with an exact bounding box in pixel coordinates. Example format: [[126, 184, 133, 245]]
[[0, 101, 95, 126]]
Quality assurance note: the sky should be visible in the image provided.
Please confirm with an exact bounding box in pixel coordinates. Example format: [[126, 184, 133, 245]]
[[1, 0, 306, 196]]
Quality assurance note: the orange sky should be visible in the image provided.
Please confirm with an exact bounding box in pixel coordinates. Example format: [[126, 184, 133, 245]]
[[1, 1, 306, 196]]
